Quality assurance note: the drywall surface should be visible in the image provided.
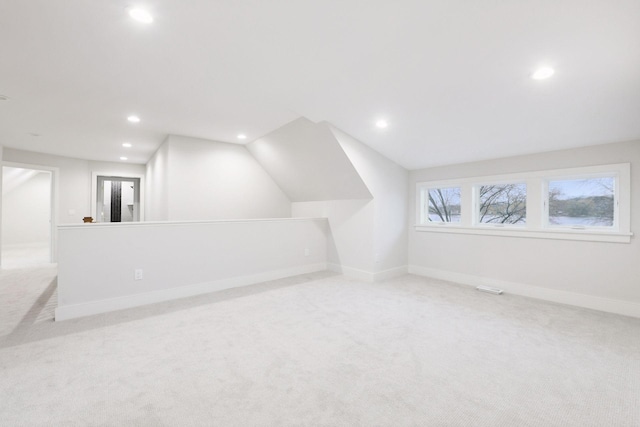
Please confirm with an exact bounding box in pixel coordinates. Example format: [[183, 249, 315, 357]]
[[56, 218, 328, 319], [0, 146, 2, 259], [290, 126, 409, 279], [408, 140, 640, 314], [292, 200, 375, 273], [2, 148, 145, 225], [2, 169, 51, 245], [329, 125, 409, 273], [161, 135, 291, 220], [145, 139, 169, 221], [247, 117, 371, 201]]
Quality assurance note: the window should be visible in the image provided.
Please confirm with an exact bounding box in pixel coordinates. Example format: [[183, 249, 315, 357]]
[[477, 183, 526, 225], [547, 176, 615, 228], [427, 187, 461, 223], [415, 163, 631, 243]]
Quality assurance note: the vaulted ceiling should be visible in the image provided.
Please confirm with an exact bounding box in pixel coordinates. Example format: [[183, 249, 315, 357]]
[[0, 0, 638, 169]]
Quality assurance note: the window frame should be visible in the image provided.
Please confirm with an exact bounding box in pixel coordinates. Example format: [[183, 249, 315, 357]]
[[415, 163, 631, 243]]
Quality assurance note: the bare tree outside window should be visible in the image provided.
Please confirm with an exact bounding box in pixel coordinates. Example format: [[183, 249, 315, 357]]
[[478, 183, 527, 224], [427, 187, 461, 222], [548, 177, 614, 226]]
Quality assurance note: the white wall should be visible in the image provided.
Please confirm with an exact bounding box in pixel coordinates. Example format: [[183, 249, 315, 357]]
[[56, 218, 328, 320], [146, 135, 292, 221], [291, 124, 409, 280], [145, 138, 169, 221], [0, 146, 2, 249], [408, 140, 640, 316], [329, 125, 409, 274], [293, 200, 375, 273], [2, 169, 51, 245], [2, 148, 146, 225], [247, 117, 371, 201]]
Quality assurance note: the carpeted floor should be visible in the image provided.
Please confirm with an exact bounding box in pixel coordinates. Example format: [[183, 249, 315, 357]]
[[0, 243, 50, 269], [0, 266, 638, 426]]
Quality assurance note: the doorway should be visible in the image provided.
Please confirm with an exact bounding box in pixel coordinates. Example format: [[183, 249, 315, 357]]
[[96, 176, 141, 222], [1, 166, 53, 268]]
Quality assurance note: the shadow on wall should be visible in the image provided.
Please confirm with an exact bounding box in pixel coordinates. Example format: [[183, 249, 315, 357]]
[[294, 199, 375, 272]]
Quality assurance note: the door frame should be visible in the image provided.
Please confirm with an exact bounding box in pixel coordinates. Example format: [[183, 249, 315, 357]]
[[0, 161, 59, 265], [91, 171, 145, 223]]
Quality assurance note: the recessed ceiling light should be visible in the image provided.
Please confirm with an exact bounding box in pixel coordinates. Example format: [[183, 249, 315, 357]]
[[237, 134, 247, 140], [129, 8, 153, 24], [375, 120, 388, 129], [122, 142, 132, 148], [120, 156, 128, 161], [127, 115, 140, 123], [531, 67, 555, 80]]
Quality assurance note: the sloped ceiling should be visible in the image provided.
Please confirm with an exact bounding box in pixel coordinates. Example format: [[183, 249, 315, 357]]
[[247, 118, 371, 202], [1, 2, 638, 169]]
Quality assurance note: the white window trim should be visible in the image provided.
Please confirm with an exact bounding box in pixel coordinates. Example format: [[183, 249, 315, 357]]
[[415, 163, 631, 243]]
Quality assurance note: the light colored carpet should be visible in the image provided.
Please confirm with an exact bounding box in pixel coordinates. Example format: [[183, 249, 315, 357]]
[[1, 243, 51, 269], [0, 266, 639, 426]]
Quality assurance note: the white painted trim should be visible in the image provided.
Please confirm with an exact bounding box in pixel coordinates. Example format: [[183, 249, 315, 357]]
[[415, 163, 630, 189], [372, 265, 409, 281], [408, 265, 640, 318], [327, 263, 342, 274], [414, 224, 632, 243], [328, 263, 374, 282], [328, 263, 408, 282], [55, 262, 327, 321], [59, 217, 328, 229], [415, 162, 631, 243]]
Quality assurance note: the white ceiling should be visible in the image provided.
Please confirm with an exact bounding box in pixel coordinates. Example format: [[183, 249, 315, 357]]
[[0, 1, 638, 170]]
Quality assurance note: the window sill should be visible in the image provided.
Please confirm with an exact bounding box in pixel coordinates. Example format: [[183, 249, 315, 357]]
[[413, 224, 632, 243]]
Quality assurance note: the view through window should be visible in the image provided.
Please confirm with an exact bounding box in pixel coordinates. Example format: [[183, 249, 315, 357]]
[[548, 177, 615, 227], [478, 183, 527, 225], [415, 163, 629, 243], [428, 187, 461, 223]]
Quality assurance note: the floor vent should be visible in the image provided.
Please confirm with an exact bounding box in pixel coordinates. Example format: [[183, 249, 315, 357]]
[[476, 285, 503, 295]]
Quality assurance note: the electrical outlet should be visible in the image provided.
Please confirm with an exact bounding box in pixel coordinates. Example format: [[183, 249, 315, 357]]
[[134, 269, 143, 280], [304, 248, 309, 256]]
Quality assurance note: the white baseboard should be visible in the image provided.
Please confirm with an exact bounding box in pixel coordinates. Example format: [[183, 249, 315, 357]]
[[328, 263, 373, 281], [328, 263, 408, 282], [408, 265, 640, 318], [372, 265, 408, 281], [55, 263, 327, 321]]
